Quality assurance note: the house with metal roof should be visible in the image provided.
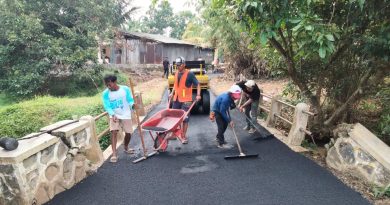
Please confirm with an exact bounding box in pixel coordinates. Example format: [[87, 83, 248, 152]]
[[99, 31, 214, 66]]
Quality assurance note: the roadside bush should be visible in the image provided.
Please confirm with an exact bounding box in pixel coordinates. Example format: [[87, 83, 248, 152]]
[[101, 68, 129, 85], [48, 65, 104, 97], [259, 46, 286, 79], [375, 85, 390, 144], [373, 185, 390, 198], [45, 67, 130, 98], [0, 95, 104, 138]]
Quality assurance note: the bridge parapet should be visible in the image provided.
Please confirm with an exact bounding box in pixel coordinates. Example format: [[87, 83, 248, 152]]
[[0, 116, 103, 205], [326, 123, 390, 188], [259, 94, 314, 149]]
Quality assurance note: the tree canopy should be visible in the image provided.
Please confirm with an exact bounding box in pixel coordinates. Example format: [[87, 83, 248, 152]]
[[128, 1, 195, 39], [205, 0, 390, 136], [0, 0, 133, 98]]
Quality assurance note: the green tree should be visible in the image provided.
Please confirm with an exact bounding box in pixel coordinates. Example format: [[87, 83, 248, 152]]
[[170, 11, 195, 39], [141, 1, 174, 34], [211, 0, 390, 135], [130, 1, 195, 40], [186, 1, 270, 77], [181, 21, 206, 44], [127, 18, 148, 33], [0, 0, 134, 98]]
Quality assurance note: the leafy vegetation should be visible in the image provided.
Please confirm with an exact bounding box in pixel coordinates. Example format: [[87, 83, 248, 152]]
[[0, 0, 134, 99], [0, 67, 163, 150], [203, 0, 390, 139], [0, 93, 12, 107], [0, 68, 130, 150], [301, 139, 318, 150], [0, 95, 104, 138], [127, 1, 195, 39], [181, 1, 274, 79], [373, 185, 390, 198]]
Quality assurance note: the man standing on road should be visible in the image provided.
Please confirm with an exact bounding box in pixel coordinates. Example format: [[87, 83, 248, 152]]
[[102, 75, 135, 163], [236, 80, 262, 134], [162, 57, 170, 78], [171, 56, 201, 143], [210, 85, 242, 148]]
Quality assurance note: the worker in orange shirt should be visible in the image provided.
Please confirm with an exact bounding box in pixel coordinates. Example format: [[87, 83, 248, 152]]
[[171, 56, 201, 143]]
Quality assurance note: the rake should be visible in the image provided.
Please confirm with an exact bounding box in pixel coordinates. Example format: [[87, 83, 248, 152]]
[[224, 124, 259, 160]]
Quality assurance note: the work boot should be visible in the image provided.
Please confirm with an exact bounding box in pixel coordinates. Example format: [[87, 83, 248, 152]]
[[243, 125, 250, 131], [248, 128, 256, 134]]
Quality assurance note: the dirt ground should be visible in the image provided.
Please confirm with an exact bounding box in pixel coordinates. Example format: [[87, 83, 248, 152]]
[[210, 75, 390, 205], [129, 70, 168, 112], [210, 76, 288, 96]]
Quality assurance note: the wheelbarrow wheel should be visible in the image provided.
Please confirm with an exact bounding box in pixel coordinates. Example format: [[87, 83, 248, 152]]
[[202, 90, 210, 114], [154, 133, 166, 151]]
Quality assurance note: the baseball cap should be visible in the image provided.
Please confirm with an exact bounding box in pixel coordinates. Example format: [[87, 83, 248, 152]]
[[244, 80, 255, 87], [229, 84, 242, 94]]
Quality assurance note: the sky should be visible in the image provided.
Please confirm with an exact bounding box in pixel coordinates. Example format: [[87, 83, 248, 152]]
[[131, 0, 197, 19]]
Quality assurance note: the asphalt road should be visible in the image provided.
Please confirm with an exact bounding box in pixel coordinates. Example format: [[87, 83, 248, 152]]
[[47, 91, 370, 205]]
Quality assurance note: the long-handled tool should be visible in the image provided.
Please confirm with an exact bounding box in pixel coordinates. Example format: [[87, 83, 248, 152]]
[[224, 124, 259, 160], [128, 77, 157, 164], [236, 109, 274, 140]]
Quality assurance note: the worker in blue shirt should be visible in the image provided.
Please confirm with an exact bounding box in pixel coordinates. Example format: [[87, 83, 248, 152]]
[[211, 85, 242, 148]]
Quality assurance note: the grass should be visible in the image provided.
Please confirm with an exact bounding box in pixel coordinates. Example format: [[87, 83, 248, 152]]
[[0, 94, 104, 139], [373, 185, 390, 198], [0, 76, 167, 150], [0, 93, 12, 107]]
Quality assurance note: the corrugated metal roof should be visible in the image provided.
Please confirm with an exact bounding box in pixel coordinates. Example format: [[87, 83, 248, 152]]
[[121, 31, 197, 46]]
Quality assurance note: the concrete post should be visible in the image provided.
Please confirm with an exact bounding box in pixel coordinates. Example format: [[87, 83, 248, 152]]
[[266, 95, 282, 127], [287, 103, 310, 146], [79, 116, 103, 166]]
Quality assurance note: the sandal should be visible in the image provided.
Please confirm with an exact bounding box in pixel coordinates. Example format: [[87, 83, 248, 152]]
[[110, 155, 118, 163]]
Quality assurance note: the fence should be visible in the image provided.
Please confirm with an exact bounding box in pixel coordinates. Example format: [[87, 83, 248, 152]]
[[259, 93, 316, 146]]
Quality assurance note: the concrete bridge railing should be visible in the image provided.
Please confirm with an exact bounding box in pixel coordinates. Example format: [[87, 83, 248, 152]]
[[0, 116, 104, 205], [258, 94, 315, 148], [0, 92, 145, 205]]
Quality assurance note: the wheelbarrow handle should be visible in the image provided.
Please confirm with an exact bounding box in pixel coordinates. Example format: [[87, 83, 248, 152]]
[[182, 100, 197, 120], [168, 89, 174, 109]]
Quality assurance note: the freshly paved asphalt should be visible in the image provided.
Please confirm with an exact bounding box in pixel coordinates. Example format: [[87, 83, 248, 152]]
[[47, 91, 370, 205]]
